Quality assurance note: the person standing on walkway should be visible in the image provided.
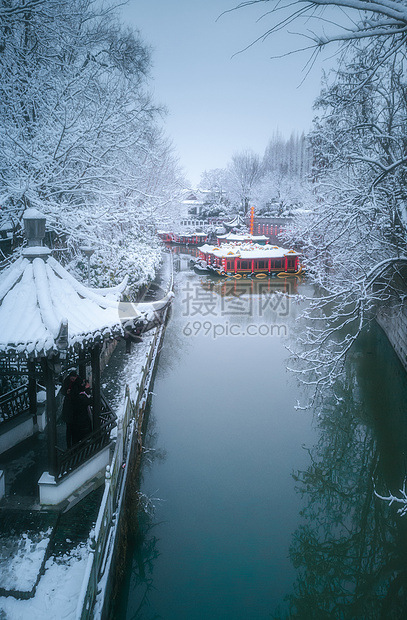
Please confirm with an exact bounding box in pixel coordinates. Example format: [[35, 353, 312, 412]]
[[74, 379, 93, 443], [61, 370, 81, 448]]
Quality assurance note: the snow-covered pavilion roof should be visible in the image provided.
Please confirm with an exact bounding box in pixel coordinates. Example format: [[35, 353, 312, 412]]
[[0, 253, 172, 358], [223, 214, 245, 229]]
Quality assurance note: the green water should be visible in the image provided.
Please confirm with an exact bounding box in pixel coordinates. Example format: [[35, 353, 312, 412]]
[[117, 253, 407, 619]]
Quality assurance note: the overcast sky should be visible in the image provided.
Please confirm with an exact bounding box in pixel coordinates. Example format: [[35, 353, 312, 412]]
[[122, 0, 331, 186]]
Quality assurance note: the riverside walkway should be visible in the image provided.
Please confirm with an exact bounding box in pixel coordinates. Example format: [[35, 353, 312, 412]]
[[0, 252, 173, 617]]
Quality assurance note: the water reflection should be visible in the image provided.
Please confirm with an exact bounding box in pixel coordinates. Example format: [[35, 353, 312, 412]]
[[117, 247, 407, 620], [118, 412, 166, 620], [284, 327, 407, 619], [123, 512, 160, 620]]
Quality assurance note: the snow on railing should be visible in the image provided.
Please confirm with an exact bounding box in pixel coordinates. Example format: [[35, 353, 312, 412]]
[[161, 249, 174, 296], [75, 387, 133, 620], [75, 308, 170, 620]]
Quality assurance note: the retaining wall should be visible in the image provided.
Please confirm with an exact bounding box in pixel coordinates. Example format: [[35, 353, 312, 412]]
[[376, 300, 407, 373]]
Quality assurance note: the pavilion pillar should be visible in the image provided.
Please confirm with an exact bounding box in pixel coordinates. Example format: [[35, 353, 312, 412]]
[[27, 359, 37, 425], [42, 357, 57, 477], [78, 351, 86, 381], [91, 343, 101, 431]]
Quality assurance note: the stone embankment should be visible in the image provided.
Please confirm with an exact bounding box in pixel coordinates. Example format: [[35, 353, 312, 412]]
[[377, 301, 407, 373]]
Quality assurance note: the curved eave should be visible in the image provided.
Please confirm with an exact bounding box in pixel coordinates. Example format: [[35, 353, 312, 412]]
[[0, 324, 124, 360], [0, 255, 174, 359]]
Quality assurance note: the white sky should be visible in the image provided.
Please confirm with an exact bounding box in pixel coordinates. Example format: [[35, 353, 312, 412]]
[[122, 0, 331, 186]]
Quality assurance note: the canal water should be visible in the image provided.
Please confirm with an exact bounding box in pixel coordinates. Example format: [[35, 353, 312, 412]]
[[116, 249, 407, 619]]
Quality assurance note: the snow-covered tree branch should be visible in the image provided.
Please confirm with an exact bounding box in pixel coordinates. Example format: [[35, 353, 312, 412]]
[[0, 0, 184, 292], [375, 481, 407, 517], [233, 2, 407, 406], [232, 0, 407, 50]]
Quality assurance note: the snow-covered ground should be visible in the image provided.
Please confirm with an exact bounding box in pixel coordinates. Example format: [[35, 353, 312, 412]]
[[0, 528, 52, 594], [0, 545, 88, 619]]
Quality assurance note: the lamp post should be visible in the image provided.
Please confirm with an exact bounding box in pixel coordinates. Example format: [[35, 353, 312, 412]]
[[80, 246, 95, 286]]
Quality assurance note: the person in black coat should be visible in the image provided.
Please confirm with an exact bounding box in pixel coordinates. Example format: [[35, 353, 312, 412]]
[[73, 379, 93, 444], [61, 371, 81, 449]]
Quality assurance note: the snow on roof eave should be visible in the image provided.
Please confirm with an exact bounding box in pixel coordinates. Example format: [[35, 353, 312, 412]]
[[224, 214, 243, 225], [0, 256, 126, 357], [136, 291, 174, 314], [0, 252, 175, 358], [0, 324, 125, 360], [67, 325, 124, 351], [92, 274, 129, 299], [118, 291, 174, 323], [47, 257, 125, 310], [217, 233, 268, 241]]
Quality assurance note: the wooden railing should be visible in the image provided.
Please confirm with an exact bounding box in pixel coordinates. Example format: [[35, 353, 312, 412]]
[[75, 266, 173, 620], [0, 384, 30, 424]]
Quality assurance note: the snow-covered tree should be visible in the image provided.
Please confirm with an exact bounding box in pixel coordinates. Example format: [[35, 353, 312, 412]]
[[198, 168, 232, 216], [234, 0, 407, 402], [227, 149, 265, 213], [263, 131, 311, 180], [0, 0, 184, 291], [256, 131, 312, 214], [285, 39, 407, 400]]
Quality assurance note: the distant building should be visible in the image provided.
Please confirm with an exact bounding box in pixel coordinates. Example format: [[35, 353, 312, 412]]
[[179, 189, 211, 218], [247, 215, 294, 244]]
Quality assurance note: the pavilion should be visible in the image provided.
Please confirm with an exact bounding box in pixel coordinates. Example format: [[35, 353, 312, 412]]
[[0, 209, 173, 506]]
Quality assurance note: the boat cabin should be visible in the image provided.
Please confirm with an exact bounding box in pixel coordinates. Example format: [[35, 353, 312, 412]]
[[216, 233, 268, 246], [157, 231, 174, 243], [158, 231, 208, 245], [198, 242, 300, 276]]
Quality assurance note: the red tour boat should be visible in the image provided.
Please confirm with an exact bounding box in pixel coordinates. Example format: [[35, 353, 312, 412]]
[[197, 241, 303, 277]]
